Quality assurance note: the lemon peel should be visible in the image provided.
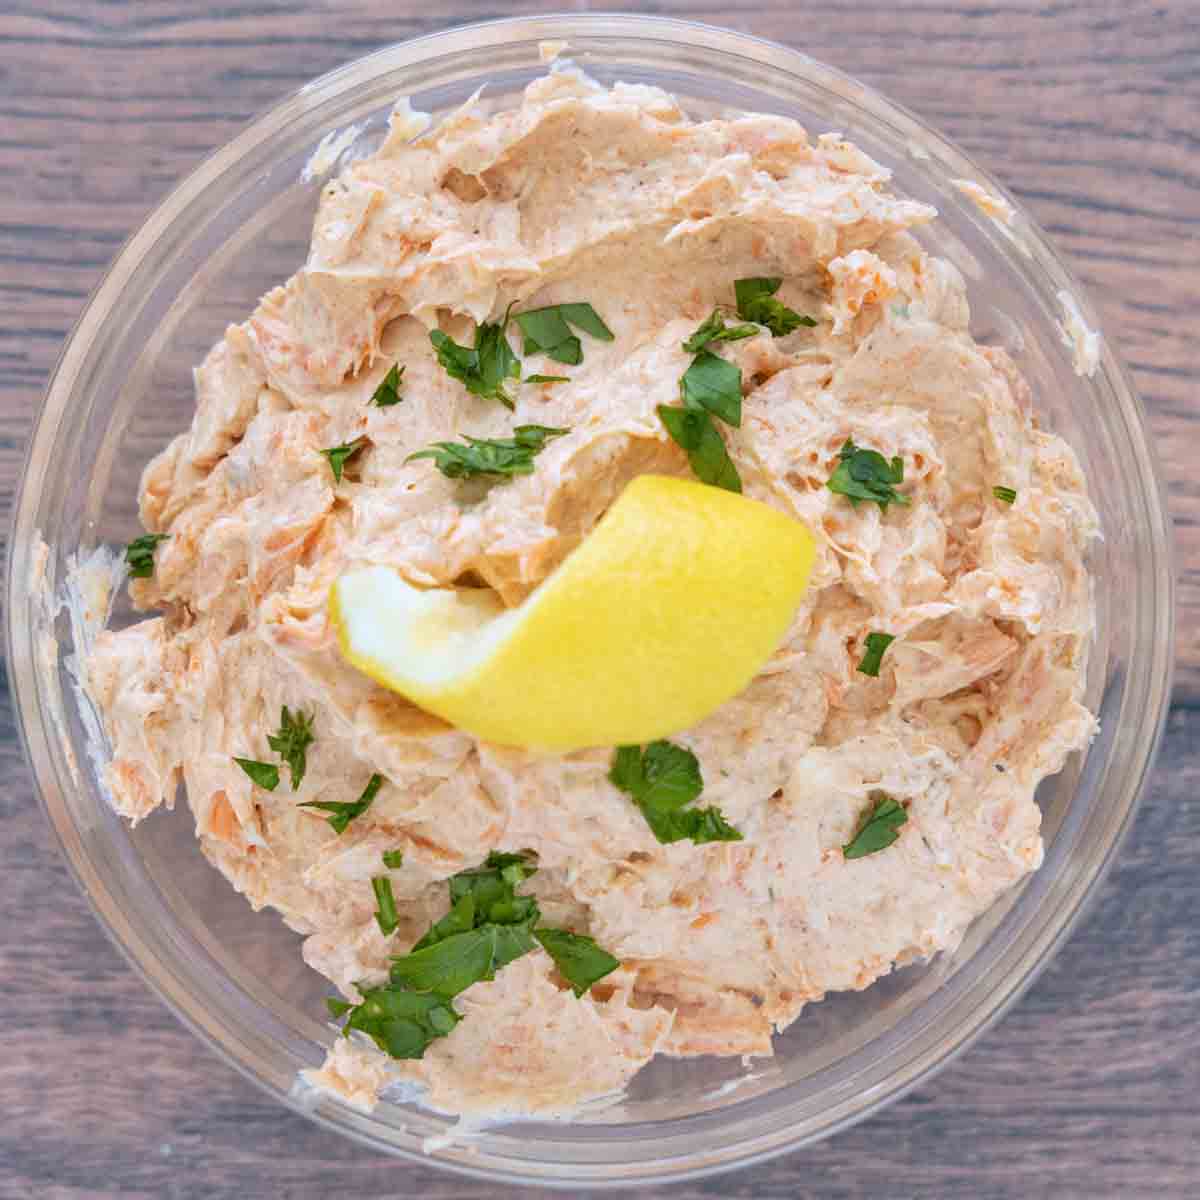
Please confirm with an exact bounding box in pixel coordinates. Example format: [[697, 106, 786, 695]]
[[330, 475, 814, 750]]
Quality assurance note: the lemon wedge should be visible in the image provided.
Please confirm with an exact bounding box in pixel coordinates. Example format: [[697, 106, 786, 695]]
[[330, 475, 814, 750]]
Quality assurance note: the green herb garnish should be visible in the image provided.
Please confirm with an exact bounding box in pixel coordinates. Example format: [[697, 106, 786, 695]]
[[857, 632, 895, 678], [382, 849, 405, 870], [993, 485, 1017, 505], [320, 436, 368, 484], [734, 277, 817, 336], [327, 850, 619, 1060], [382, 856, 537, 999], [657, 404, 742, 493], [299, 772, 384, 835], [682, 309, 758, 354], [524, 374, 571, 384], [513, 302, 614, 365], [389, 920, 539, 997], [681, 348, 743, 427], [407, 425, 568, 481], [533, 928, 621, 997], [430, 314, 521, 409], [368, 363, 404, 407], [336, 984, 460, 1059], [843, 792, 908, 860], [125, 533, 169, 580], [372, 875, 400, 936], [659, 331, 744, 494], [233, 757, 279, 791], [609, 741, 742, 845], [827, 438, 909, 511], [267, 706, 315, 790]]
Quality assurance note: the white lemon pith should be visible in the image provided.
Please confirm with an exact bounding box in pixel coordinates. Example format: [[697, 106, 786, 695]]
[[330, 475, 815, 750]]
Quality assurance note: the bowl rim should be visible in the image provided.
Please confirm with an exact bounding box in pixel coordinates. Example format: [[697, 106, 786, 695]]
[[6, 11, 1176, 1189]]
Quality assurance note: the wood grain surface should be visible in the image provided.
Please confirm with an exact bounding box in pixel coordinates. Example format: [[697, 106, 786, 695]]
[[1, 2, 1196, 1197]]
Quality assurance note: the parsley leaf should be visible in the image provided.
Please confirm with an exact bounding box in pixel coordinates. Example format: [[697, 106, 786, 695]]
[[827, 438, 910, 511], [857, 632, 895, 678], [320, 436, 368, 484], [125, 532, 169, 579], [368, 363, 404, 407], [734, 277, 817, 336], [555, 302, 614, 341], [266, 706, 315, 789], [447, 851, 539, 926], [299, 772, 384, 835], [407, 425, 567, 481], [372, 875, 399, 936], [660, 314, 746, 492], [390, 851, 542, 996], [514, 302, 614, 365], [326, 849, 620, 1059], [390, 922, 539, 997], [533, 928, 620, 997], [993, 485, 1017, 505], [609, 741, 742, 845], [682, 807, 745, 843], [843, 791, 908, 860], [430, 315, 521, 409], [682, 309, 758, 354], [681, 348, 743, 427], [657, 405, 742, 493], [412, 894, 478, 953], [340, 983, 460, 1059], [233, 757, 279, 791], [382, 849, 405, 870], [524, 374, 570, 384]]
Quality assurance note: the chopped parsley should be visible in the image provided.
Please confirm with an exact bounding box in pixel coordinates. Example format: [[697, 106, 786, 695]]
[[407, 425, 568, 481], [299, 772, 384, 835], [125, 533, 169, 580], [513, 302, 614, 365], [430, 314, 521, 409], [334, 985, 459, 1059], [326, 851, 620, 1060], [382, 849, 405, 870], [993, 485, 1017, 505], [657, 405, 742, 493], [660, 330, 744, 493], [233, 757, 279, 791], [857, 632, 895, 678], [659, 279, 813, 488], [372, 875, 400, 936], [682, 309, 757, 354], [826, 438, 909, 511], [681, 349, 743, 427], [734, 277, 817, 336], [843, 792, 908, 860], [609, 741, 742, 845], [368, 363, 404, 407], [534, 928, 621, 997], [320, 436, 367, 484], [267, 706, 315, 790]]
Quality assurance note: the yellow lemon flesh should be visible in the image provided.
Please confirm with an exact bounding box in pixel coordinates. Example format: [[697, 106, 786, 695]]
[[330, 475, 815, 751]]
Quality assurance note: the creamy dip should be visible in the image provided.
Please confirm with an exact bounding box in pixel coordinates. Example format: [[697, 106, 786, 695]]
[[85, 71, 1098, 1117]]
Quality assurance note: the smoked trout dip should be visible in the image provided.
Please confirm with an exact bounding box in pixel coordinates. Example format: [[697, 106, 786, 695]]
[[85, 69, 1098, 1117]]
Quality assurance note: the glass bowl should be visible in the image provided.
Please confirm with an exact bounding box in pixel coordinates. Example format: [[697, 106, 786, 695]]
[[6, 13, 1174, 1189]]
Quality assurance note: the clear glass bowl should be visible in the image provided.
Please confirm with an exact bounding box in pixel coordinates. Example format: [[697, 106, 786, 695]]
[[7, 14, 1174, 1188]]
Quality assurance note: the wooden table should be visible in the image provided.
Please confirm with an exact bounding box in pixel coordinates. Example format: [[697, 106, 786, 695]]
[[1, 3, 1196, 1196]]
